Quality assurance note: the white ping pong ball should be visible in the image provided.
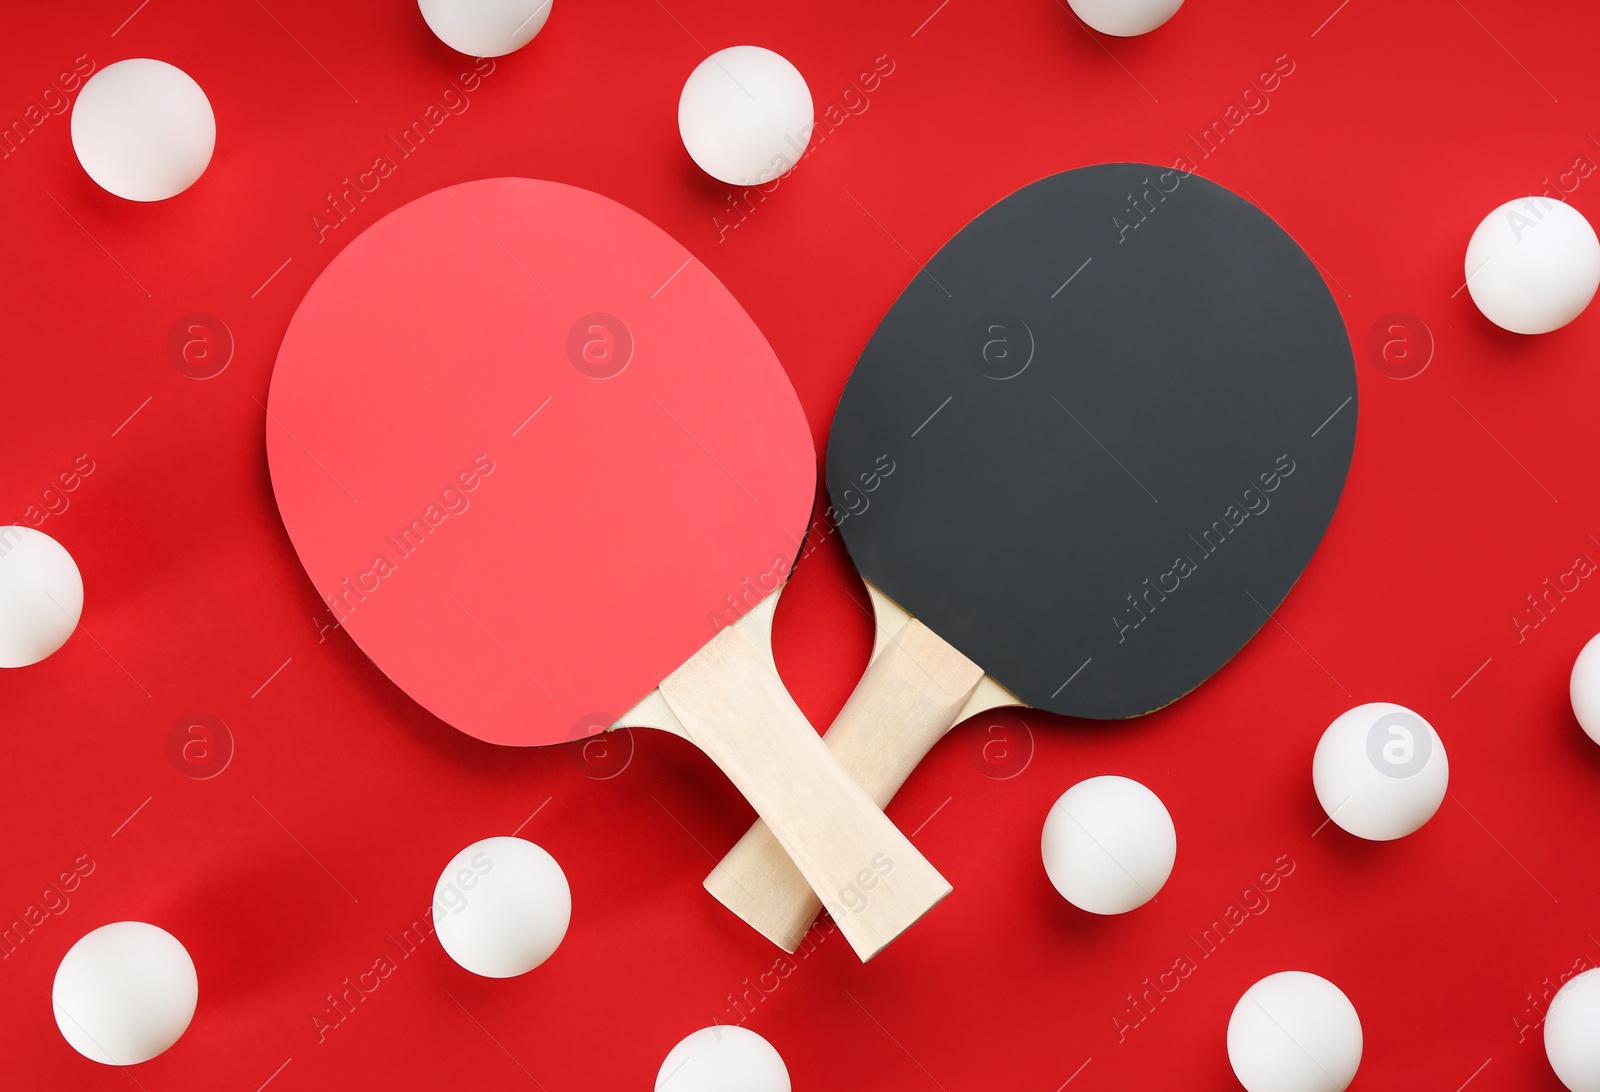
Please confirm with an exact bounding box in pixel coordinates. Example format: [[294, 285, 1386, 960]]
[[655, 1026, 790, 1092], [1228, 971, 1362, 1092], [1570, 633, 1600, 745], [1547, 968, 1600, 1092], [433, 836, 570, 978], [1312, 702, 1448, 840], [1041, 775, 1176, 914], [678, 46, 813, 186], [1465, 197, 1600, 334], [418, 0, 553, 57], [70, 59, 215, 202], [0, 527, 83, 668], [52, 922, 197, 1065], [1066, 0, 1184, 35]]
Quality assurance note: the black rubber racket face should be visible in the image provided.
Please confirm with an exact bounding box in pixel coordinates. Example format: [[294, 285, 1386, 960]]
[[827, 164, 1356, 719]]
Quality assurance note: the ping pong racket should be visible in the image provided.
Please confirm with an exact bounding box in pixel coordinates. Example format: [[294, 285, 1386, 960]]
[[265, 177, 950, 961], [706, 163, 1358, 950]]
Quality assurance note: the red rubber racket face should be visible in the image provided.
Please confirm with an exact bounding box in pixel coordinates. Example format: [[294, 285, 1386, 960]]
[[267, 178, 815, 747]]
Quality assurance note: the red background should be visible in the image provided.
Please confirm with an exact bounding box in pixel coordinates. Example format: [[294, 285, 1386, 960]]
[[3, 0, 1599, 1088]]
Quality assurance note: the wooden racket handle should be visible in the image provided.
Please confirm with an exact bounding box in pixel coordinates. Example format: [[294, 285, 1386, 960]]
[[701, 616, 986, 953], [660, 618, 954, 961]]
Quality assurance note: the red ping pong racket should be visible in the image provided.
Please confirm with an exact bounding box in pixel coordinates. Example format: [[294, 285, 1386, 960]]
[[706, 164, 1358, 950], [265, 177, 950, 960]]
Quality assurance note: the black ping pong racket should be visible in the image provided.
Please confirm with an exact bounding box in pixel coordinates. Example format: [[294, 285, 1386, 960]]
[[706, 163, 1358, 950]]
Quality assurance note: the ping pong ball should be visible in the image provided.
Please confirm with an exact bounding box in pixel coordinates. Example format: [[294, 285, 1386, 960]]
[[1312, 702, 1448, 840], [1066, 0, 1184, 35], [71, 59, 215, 201], [1228, 971, 1362, 1092], [1547, 968, 1600, 1091], [1465, 197, 1600, 334], [1569, 634, 1600, 745], [1041, 775, 1175, 914], [655, 1026, 790, 1092], [418, 0, 553, 57], [0, 527, 83, 668], [433, 836, 570, 978], [678, 46, 813, 186], [52, 922, 197, 1065]]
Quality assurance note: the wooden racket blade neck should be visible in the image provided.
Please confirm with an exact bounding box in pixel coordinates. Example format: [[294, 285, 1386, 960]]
[[612, 590, 785, 738], [865, 581, 1023, 724], [954, 675, 1024, 724], [659, 607, 951, 961], [612, 689, 684, 735], [863, 581, 908, 660]]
